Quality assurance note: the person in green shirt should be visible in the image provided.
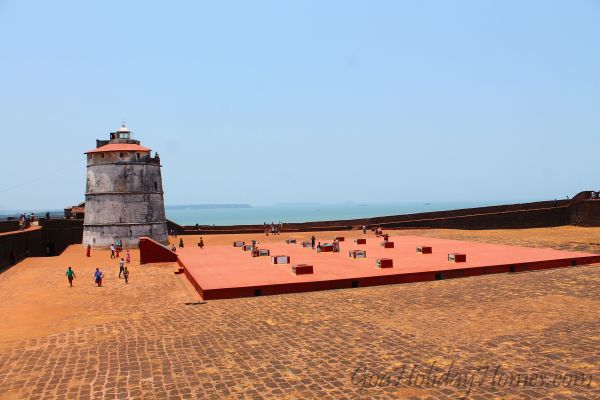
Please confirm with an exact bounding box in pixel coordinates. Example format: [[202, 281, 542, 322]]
[[66, 267, 76, 287]]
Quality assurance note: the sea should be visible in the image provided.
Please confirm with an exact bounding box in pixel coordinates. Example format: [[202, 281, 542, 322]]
[[1, 200, 532, 226], [164, 201, 521, 226]]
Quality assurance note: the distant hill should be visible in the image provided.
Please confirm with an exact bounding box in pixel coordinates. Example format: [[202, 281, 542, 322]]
[[166, 204, 252, 210]]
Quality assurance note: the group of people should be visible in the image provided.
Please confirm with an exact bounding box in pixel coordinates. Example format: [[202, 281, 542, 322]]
[[316, 237, 341, 253], [110, 240, 127, 260], [264, 221, 283, 236], [18, 213, 35, 230], [68, 240, 133, 287], [170, 238, 186, 252]]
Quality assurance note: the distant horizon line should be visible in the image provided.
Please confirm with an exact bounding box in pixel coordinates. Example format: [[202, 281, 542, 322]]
[[0, 197, 565, 214]]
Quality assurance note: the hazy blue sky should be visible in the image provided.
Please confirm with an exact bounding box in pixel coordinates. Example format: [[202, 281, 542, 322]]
[[0, 0, 599, 210]]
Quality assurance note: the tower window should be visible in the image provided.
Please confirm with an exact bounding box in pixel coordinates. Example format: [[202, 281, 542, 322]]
[[101, 153, 104, 158], [136, 153, 140, 159], [119, 153, 124, 158], [154, 182, 158, 190]]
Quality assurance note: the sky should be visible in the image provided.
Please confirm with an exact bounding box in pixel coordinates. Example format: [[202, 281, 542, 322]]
[[0, 0, 599, 210]]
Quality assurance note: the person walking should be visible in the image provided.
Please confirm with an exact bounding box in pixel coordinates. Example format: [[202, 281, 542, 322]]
[[311, 235, 316, 249], [123, 267, 129, 284], [179, 238, 184, 248], [119, 258, 125, 278], [125, 250, 131, 264], [66, 266, 76, 287], [115, 245, 120, 259], [86, 244, 91, 258], [198, 237, 204, 249], [362, 225, 367, 234], [94, 268, 104, 287], [110, 243, 115, 259]]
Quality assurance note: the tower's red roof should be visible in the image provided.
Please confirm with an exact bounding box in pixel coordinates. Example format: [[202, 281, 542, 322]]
[[85, 143, 152, 154]]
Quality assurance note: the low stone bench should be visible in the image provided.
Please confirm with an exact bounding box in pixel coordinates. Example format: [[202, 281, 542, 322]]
[[417, 246, 432, 254], [349, 249, 367, 259], [448, 253, 466, 262], [292, 264, 313, 275], [376, 258, 393, 268], [271, 255, 290, 264]]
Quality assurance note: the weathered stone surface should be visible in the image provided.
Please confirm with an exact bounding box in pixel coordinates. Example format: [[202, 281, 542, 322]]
[[82, 128, 168, 248]]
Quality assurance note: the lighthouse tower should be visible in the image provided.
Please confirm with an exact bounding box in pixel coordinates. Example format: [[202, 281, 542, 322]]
[[82, 123, 168, 248]]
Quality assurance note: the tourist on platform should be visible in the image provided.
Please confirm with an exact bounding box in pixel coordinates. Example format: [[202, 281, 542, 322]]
[[86, 244, 91, 258], [311, 235, 316, 249], [94, 268, 104, 287], [198, 237, 204, 249], [125, 250, 131, 264], [383, 234, 389, 243], [317, 242, 322, 253], [179, 238, 184, 248], [119, 258, 125, 278], [362, 225, 367, 234], [333, 238, 340, 253], [123, 267, 129, 284], [171, 244, 177, 252], [110, 243, 115, 259], [65, 266, 76, 287], [115, 245, 120, 259]]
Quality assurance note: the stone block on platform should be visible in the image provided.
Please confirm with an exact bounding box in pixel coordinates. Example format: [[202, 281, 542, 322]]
[[376, 258, 393, 268], [233, 241, 245, 247], [417, 246, 432, 254], [271, 255, 290, 264], [252, 249, 270, 257], [319, 244, 334, 252], [354, 238, 367, 245], [380, 241, 394, 248], [242, 245, 254, 251], [448, 253, 466, 262], [286, 239, 297, 244], [349, 249, 367, 259], [302, 241, 313, 248], [292, 264, 314, 275]]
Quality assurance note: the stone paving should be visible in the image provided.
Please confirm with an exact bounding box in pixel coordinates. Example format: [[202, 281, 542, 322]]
[[0, 228, 599, 399]]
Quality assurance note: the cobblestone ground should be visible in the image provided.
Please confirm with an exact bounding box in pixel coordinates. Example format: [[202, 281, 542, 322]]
[[0, 228, 599, 399]]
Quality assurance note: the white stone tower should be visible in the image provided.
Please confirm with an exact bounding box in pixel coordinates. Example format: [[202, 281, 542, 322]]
[[82, 123, 168, 248]]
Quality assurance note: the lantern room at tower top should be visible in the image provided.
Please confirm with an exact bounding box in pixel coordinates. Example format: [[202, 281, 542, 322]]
[[85, 123, 153, 157]]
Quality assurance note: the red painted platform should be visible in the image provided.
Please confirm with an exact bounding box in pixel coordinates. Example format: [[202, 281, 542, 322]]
[[176, 235, 600, 300]]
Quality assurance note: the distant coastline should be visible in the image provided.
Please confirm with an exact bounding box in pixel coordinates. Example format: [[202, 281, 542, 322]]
[[166, 204, 252, 210]]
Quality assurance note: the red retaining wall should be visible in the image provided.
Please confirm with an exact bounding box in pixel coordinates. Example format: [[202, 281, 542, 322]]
[[139, 237, 178, 264]]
